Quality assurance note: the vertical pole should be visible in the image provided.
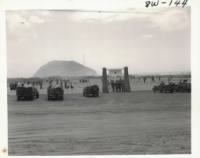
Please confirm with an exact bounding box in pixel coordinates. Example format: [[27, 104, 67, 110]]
[[102, 68, 109, 93], [60, 80, 63, 88], [40, 81, 43, 89], [124, 67, 131, 92]]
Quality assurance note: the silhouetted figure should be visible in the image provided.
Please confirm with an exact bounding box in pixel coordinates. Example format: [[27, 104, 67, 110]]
[[64, 81, 66, 89], [168, 76, 172, 83], [60, 81, 63, 88], [40, 82, 43, 89], [102, 68, 109, 93], [111, 80, 115, 92], [121, 80, 125, 92], [143, 77, 147, 83], [116, 80, 122, 92], [152, 76, 155, 82]]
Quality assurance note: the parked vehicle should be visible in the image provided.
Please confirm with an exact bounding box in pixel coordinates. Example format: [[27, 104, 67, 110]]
[[16, 86, 39, 100], [83, 85, 99, 97], [152, 81, 191, 93], [47, 86, 64, 100]]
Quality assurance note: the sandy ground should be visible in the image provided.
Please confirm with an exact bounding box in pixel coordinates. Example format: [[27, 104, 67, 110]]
[[8, 91, 191, 155]]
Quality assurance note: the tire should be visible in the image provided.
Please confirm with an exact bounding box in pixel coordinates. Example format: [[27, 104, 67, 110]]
[[17, 96, 20, 101], [83, 90, 86, 96], [30, 96, 33, 101], [61, 96, 64, 100]]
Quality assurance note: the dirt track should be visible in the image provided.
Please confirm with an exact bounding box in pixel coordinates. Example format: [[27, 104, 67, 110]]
[[8, 91, 191, 155]]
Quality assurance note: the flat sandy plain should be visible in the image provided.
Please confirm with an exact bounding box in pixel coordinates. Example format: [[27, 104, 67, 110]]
[[8, 91, 191, 155]]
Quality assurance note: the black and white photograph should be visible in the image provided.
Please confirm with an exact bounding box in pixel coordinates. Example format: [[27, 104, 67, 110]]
[[5, 2, 192, 156]]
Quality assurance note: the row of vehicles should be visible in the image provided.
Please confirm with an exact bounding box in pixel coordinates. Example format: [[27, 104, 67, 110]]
[[152, 80, 191, 93], [16, 84, 100, 101], [15, 80, 190, 101]]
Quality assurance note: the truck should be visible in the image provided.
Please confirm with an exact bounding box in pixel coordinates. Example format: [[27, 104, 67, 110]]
[[16, 86, 39, 101], [152, 81, 191, 93], [83, 85, 99, 97], [47, 86, 64, 100]]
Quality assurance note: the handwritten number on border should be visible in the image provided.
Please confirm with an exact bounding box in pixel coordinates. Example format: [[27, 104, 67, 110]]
[[145, 0, 188, 8]]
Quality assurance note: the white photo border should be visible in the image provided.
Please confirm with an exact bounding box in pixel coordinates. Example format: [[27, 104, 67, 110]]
[[1, 0, 199, 157]]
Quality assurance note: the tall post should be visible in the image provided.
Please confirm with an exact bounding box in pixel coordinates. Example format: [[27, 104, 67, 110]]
[[102, 68, 109, 93], [61, 80, 63, 88], [40, 81, 43, 89], [124, 66, 131, 92]]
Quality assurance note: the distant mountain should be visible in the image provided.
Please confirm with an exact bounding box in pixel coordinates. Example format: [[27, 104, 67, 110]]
[[34, 60, 97, 77]]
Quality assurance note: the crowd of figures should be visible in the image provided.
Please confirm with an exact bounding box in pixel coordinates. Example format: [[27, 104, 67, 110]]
[[9, 76, 191, 94], [109, 79, 125, 93], [9, 80, 75, 91], [129, 75, 181, 84], [10, 81, 44, 90]]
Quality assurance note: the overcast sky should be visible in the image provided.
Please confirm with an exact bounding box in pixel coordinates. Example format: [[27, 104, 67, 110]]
[[6, 7, 190, 78]]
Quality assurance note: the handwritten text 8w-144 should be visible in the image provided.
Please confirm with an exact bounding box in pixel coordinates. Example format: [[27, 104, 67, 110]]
[[145, 0, 188, 8]]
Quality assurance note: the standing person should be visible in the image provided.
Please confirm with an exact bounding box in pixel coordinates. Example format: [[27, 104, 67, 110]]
[[120, 79, 125, 92], [143, 77, 146, 83], [119, 79, 123, 92], [17, 82, 21, 87], [55, 82, 60, 88], [24, 82, 28, 87], [27, 81, 32, 87], [115, 80, 119, 92], [111, 80, 115, 92], [39, 81, 43, 89], [152, 76, 155, 82], [70, 83, 74, 89], [113, 80, 116, 92]]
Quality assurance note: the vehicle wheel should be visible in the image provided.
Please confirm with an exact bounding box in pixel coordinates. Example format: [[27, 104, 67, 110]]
[[60, 96, 64, 100], [30, 96, 34, 101], [17, 96, 20, 101]]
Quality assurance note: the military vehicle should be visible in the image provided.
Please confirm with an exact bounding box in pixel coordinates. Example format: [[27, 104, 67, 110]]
[[83, 85, 99, 97], [153, 83, 176, 93], [153, 80, 191, 93], [176, 80, 191, 93], [16, 86, 39, 101], [47, 86, 64, 100]]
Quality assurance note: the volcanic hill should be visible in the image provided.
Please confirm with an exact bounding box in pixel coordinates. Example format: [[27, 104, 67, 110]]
[[34, 60, 97, 77]]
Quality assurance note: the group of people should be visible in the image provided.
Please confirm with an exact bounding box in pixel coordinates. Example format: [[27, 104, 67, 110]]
[[110, 79, 125, 93], [9, 81, 45, 90], [17, 81, 33, 87]]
